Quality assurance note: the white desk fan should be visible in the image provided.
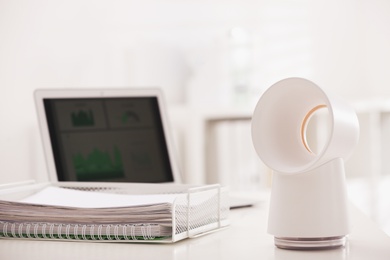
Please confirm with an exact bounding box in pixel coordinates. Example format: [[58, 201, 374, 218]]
[[251, 77, 359, 249]]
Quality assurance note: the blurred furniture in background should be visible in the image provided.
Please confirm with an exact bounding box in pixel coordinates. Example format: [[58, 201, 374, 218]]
[[168, 105, 268, 189]]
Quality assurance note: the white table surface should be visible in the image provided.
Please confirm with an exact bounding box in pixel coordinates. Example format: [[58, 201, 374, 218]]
[[1, 200, 390, 260]]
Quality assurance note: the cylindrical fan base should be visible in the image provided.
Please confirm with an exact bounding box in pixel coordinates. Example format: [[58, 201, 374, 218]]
[[274, 236, 346, 250]]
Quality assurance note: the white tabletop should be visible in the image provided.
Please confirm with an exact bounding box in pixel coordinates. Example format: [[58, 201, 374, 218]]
[[1, 201, 390, 260]]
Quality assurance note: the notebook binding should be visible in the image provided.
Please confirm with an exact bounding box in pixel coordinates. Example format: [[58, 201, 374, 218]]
[[0, 221, 158, 241]]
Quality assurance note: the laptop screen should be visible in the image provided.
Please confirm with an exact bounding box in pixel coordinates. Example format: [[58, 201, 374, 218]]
[[42, 96, 174, 183]]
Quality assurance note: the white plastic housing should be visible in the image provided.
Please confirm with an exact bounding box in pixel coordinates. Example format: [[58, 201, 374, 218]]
[[268, 158, 349, 238], [251, 78, 359, 174], [251, 78, 359, 249]]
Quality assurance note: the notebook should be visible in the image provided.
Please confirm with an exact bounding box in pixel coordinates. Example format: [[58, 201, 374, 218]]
[[0, 183, 229, 242], [33, 88, 254, 208]]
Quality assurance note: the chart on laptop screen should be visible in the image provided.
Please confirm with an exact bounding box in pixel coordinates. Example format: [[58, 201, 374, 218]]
[[43, 97, 174, 183]]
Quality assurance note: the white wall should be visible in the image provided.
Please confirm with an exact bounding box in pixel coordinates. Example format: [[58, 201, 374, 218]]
[[0, 0, 389, 184]]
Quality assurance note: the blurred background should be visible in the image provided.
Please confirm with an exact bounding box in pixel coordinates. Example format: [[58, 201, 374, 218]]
[[1, 0, 390, 235]]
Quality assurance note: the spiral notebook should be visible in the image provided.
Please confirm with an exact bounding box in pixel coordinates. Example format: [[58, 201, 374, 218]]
[[0, 182, 229, 243]]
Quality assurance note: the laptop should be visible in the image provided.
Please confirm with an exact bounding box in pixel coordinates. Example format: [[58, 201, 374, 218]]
[[34, 88, 255, 208]]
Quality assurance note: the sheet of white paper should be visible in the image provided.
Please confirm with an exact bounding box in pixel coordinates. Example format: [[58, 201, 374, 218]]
[[20, 186, 178, 208]]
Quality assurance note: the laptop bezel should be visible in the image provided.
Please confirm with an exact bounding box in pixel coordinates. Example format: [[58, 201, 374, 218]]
[[34, 88, 182, 184]]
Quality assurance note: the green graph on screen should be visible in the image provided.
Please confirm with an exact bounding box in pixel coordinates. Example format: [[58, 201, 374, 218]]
[[121, 111, 140, 124], [71, 110, 95, 127], [72, 146, 124, 181]]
